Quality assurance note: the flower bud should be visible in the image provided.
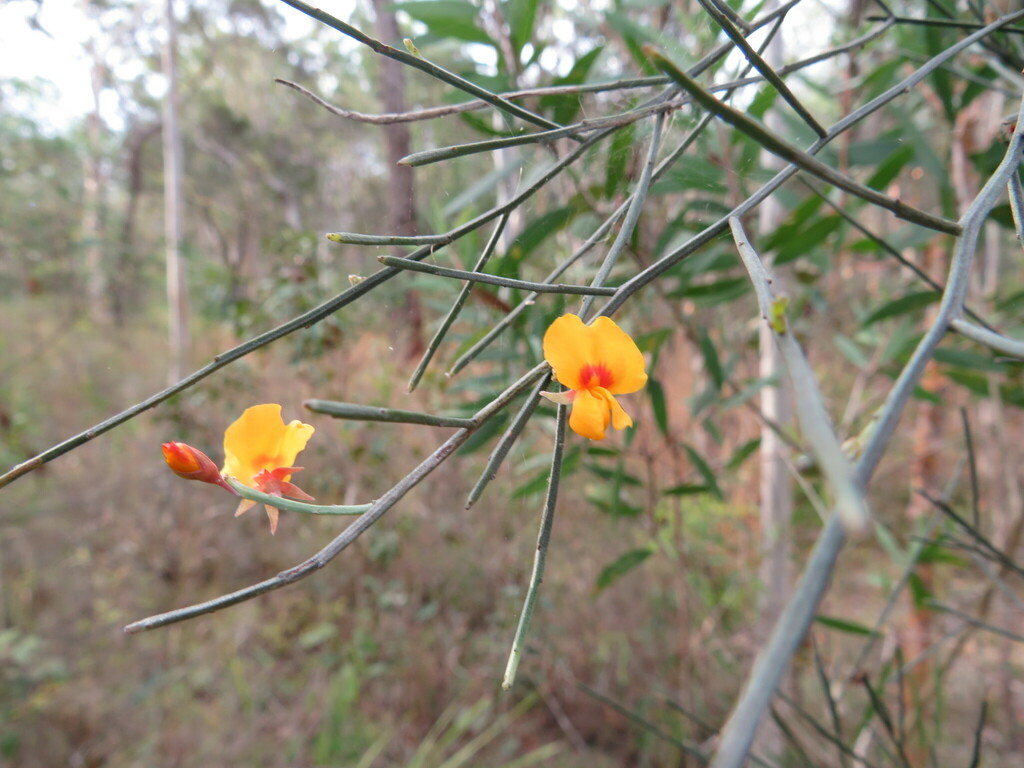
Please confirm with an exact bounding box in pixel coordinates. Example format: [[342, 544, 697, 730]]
[[161, 442, 235, 493]]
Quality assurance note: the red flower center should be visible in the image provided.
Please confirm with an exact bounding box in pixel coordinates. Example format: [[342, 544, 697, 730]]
[[578, 362, 614, 390]]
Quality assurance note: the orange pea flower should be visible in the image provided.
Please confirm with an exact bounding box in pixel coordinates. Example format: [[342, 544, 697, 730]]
[[542, 314, 648, 441], [222, 403, 316, 534], [162, 441, 236, 494]]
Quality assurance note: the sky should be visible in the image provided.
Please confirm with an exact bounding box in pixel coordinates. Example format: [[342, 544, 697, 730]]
[[0, 1, 94, 127], [0, 0, 353, 130]]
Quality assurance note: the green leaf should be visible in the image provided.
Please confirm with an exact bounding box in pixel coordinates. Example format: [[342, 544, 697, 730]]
[[908, 572, 933, 610], [834, 334, 869, 369], [945, 369, 990, 397], [585, 463, 643, 486], [603, 10, 661, 74], [669, 277, 750, 305], [604, 121, 635, 199], [457, 413, 508, 455], [698, 328, 723, 391], [647, 378, 669, 436], [508, 206, 576, 260], [865, 144, 915, 191], [683, 444, 723, 500], [934, 347, 1007, 373], [394, 1, 494, 45], [663, 483, 710, 496], [861, 291, 940, 326], [503, 0, 539, 56], [594, 548, 653, 593], [774, 215, 843, 266], [726, 438, 761, 470], [814, 615, 880, 637]]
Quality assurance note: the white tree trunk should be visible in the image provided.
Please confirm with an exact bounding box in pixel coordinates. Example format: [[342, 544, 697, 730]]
[[163, 0, 188, 383]]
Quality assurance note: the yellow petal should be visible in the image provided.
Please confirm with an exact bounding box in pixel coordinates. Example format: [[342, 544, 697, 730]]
[[543, 314, 594, 391], [266, 506, 280, 535], [589, 316, 648, 395], [568, 388, 611, 441], [601, 389, 634, 430], [542, 315, 647, 395], [222, 404, 314, 486]]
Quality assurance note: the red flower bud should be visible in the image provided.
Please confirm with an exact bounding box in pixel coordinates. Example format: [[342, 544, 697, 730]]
[[161, 442, 236, 494]]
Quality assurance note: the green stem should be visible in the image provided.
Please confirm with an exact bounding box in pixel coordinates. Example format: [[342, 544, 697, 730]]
[[327, 232, 449, 246], [226, 478, 371, 516], [502, 399, 566, 689], [465, 374, 550, 511], [378, 255, 617, 295], [305, 399, 476, 428]]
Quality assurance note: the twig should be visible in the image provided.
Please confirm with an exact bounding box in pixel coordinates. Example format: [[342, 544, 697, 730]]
[[949, 318, 1024, 359], [304, 400, 476, 428], [225, 477, 371, 516], [730, 217, 869, 534], [466, 375, 550, 511], [502, 397, 565, 689], [378, 255, 617, 295]]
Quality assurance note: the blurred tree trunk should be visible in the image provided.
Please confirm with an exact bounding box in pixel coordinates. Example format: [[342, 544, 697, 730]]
[[163, 0, 188, 382], [371, 0, 423, 360], [82, 32, 108, 322], [754, 2, 792, 759], [112, 122, 159, 325]]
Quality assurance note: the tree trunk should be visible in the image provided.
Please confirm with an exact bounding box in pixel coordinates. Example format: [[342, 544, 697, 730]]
[[163, 0, 188, 383], [370, 0, 423, 360], [112, 122, 159, 325], [82, 33, 108, 323]]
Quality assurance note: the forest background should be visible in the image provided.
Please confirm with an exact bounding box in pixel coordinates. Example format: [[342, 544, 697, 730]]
[[2, 0, 1024, 766]]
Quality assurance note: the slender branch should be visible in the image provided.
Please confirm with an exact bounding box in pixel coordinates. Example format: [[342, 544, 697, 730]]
[[379, 255, 617, 295], [399, 102, 676, 167], [275, 75, 668, 125], [603, 9, 1024, 317], [226, 477, 371, 516], [327, 232, 450, 246], [730, 217, 869, 534], [580, 111, 665, 318], [502, 398, 566, 689], [465, 374, 550, 511], [304, 399, 476, 428], [949, 318, 1024, 359], [928, 601, 1024, 643], [867, 14, 1024, 34], [799, 177, 996, 332]]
